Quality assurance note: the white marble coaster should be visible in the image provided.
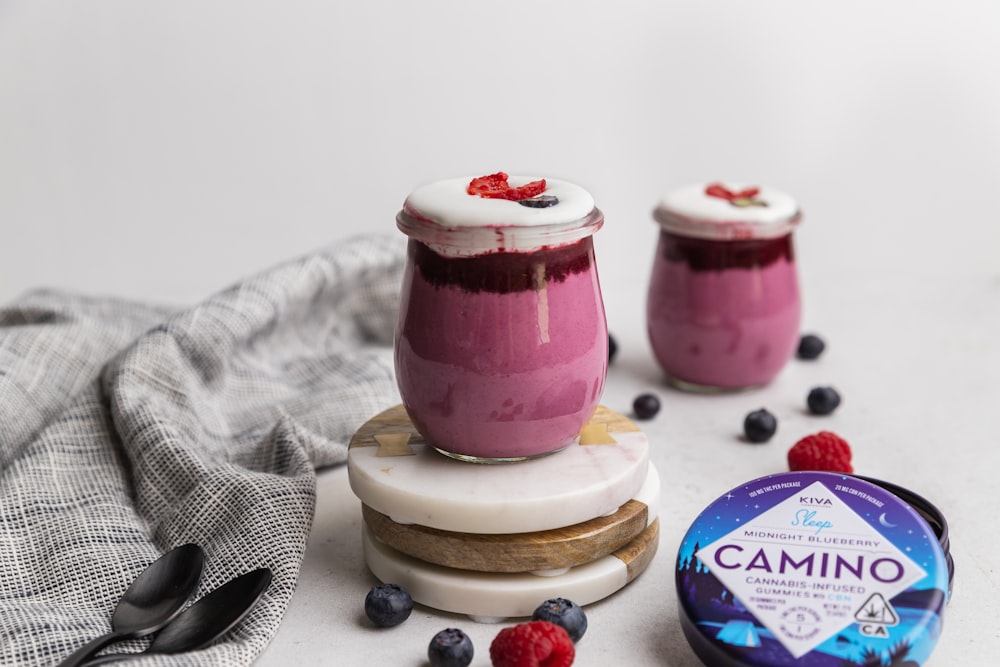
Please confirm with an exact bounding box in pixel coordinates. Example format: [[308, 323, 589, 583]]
[[362, 517, 660, 621], [362, 463, 661, 573], [348, 404, 650, 534]]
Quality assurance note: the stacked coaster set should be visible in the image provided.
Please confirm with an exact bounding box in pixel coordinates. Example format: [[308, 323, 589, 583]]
[[348, 404, 660, 621]]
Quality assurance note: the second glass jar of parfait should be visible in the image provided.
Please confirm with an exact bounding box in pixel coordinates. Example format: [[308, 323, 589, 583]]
[[646, 182, 803, 392], [394, 172, 608, 462]]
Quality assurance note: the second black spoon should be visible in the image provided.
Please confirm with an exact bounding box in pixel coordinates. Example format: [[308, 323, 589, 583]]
[[81, 567, 274, 665], [57, 543, 206, 667]]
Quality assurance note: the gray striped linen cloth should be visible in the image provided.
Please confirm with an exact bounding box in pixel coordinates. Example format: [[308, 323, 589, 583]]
[[0, 235, 405, 666]]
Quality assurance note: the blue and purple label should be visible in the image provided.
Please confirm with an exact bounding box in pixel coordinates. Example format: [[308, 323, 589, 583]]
[[676, 472, 947, 666]]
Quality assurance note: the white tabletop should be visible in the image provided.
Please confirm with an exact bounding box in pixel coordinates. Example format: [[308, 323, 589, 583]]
[[258, 261, 998, 666]]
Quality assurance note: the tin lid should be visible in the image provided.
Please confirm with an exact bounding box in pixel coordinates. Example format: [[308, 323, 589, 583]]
[[398, 173, 603, 256], [675, 471, 949, 667], [853, 475, 954, 600], [654, 182, 801, 241]]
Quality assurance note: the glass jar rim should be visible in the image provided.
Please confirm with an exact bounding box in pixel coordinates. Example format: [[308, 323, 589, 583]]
[[397, 207, 604, 256], [653, 182, 801, 241], [653, 208, 802, 241]]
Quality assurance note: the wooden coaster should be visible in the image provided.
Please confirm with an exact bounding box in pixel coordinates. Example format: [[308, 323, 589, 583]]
[[363, 517, 660, 621], [362, 463, 660, 573], [348, 404, 649, 534]]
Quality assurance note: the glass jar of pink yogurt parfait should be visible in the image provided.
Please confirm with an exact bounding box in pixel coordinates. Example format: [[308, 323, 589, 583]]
[[395, 172, 608, 462], [647, 182, 802, 392]]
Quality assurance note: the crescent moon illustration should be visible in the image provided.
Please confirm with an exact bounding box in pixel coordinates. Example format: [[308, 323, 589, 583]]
[[878, 512, 898, 528]]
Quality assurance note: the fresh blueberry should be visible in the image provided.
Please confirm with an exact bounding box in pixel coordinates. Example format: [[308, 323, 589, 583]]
[[364, 583, 413, 627], [608, 333, 618, 363], [518, 195, 559, 208], [743, 408, 777, 443], [532, 598, 588, 643], [428, 628, 474, 667], [797, 334, 826, 360], [632, 393, 661, 420], [807, 386, 841, 415]]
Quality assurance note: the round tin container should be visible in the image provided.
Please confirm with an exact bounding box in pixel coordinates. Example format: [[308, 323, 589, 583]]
[[676, 472, 950, 666]]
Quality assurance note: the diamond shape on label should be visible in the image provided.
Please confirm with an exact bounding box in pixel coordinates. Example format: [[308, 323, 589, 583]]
[[696, 481, 926, 658]]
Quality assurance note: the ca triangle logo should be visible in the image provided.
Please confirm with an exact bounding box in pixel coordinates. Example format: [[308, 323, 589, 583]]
[[854, 592, 899, 626]]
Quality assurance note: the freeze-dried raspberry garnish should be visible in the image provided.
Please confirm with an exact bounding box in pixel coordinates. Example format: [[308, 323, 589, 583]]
[[468, 172, 512, 197], [506, 179, 547, 200], [490, 620, 575, 667], [787, 431, 853, 473], [468, 172, 547, 201], [705, 182, 767, 207], [705, 183, 760, 201]]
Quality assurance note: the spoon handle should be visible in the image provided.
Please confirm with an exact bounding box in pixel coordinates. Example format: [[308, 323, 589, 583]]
[[56, 633, 123, 667], [76, 651, 140, 666]]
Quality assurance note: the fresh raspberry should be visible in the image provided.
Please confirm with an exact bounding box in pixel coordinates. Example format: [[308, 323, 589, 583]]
[[787, 431, 853, 473], [468, 172, 547, 201], [490, 620, 575, 667]]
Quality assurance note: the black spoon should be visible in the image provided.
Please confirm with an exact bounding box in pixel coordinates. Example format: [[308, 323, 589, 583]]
[[80, 567, 273, 665], [57, 544, 206, 667]]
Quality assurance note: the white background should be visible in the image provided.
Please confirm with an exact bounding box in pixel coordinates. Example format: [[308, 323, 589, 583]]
[[3, 2, 999, 666], [3, 1, 999, 310]]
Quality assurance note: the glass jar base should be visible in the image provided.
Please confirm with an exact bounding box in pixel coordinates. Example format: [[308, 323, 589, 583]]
[[432, 445, 566, 464], [664, 374, 766, 395]]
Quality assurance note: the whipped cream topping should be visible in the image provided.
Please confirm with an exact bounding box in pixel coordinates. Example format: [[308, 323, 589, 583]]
[[399, 175, 602, 255], [405, 176, 596, 228], [654, 182, 801, 240]]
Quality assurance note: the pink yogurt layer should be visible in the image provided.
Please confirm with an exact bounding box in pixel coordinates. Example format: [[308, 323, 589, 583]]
[[395, 238, 607, 459], [646, 231, 801, 389]]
